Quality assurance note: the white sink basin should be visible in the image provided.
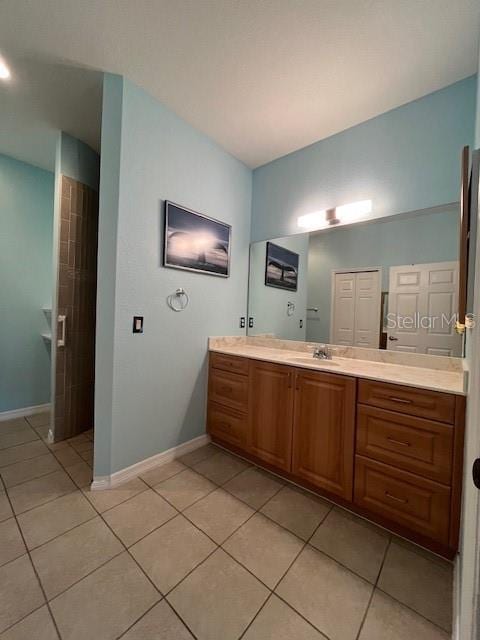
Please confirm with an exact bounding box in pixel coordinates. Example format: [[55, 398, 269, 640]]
[[290, 356, 340, 367]]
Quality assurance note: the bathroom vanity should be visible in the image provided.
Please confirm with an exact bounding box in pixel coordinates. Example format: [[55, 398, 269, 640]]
[[207, 338, 466, 559]]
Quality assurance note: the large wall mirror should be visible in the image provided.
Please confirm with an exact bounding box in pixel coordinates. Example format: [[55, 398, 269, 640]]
[[248, 204, 465, 357]]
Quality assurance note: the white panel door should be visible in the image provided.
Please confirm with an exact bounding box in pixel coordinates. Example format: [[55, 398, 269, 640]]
[[387, 266, 423, 353], [387, 262, 461, 356], [331, 270, 381, 347], [332, 273, 355, 345], [354, 270, 381, 348]]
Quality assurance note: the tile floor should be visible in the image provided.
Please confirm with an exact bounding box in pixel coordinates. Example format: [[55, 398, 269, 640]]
[[0, 413, 453, 639]]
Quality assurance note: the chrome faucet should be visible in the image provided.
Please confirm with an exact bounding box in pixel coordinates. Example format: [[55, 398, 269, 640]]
[[313, 344, 333, 360]]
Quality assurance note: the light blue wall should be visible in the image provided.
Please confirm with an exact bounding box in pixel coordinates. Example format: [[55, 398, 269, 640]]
[[95, 74, 252, 476], [306, 207, 459, 342], [94, 75, 123, 476], [252, 76, 476, 241], [248, 235, 309, 340], [59, 133, 100, 190], [0, 154, 54, 412]]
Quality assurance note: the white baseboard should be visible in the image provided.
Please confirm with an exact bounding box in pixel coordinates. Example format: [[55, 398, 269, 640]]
[[91, 433, 211, 490], [0, 403, 51, 422]]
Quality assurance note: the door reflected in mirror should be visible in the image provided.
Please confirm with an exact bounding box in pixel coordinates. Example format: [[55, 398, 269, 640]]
[[248, 206, 463, 357]]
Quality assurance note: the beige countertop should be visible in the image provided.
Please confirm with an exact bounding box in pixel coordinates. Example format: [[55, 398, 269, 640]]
[[209, 343, 467, 396]]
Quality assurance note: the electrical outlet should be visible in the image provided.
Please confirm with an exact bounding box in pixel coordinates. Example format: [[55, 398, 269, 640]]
[[248, 317, 254, 328], [299, 319, 303, 328], [240, 317, 246, 328]]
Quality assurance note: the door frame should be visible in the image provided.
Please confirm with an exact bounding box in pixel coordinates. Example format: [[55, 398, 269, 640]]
[[329, 267, 382, 345], [455, 152, 480, 640]]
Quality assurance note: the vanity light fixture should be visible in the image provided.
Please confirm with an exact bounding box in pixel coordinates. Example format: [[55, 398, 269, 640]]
[[297, 199, 372, 230], [0, 58, 10, 80]]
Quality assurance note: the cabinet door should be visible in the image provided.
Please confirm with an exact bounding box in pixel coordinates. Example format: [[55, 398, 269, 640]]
[[292, 370, 356, 500], [248, 361, 294, 471]]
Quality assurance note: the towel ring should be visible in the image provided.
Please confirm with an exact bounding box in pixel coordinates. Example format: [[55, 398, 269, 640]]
[[167, 288, 189, 312]]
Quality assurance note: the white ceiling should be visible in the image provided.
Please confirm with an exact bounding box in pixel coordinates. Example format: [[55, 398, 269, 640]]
[[0, 0, 479, 170]]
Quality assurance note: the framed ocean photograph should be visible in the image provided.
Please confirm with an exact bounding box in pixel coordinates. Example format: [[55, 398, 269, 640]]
[[265, 241, 299, 291], [164, 201, 231, 277]]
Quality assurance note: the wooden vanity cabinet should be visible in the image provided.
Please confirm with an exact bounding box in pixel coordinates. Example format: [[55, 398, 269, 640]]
[[248, 361, 294, 471], [354, 379, 465, 552], [292, 369, 356, 500], [207, 353, 249, 448], [207, 352, 465, 557]]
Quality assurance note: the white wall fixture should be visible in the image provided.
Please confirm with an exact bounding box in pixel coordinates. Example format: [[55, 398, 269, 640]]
[[166, 287, 189, 312], [297, 199, 372, 230]]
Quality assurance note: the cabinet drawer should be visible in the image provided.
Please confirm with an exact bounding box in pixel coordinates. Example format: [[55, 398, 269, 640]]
[[210, 352, 249, 376], [358, 379, 455, 424], [207, 402, 247, 448], [209, 368, 248, 412], [354, 456, 451, 544], [356, 405, 453, 484]]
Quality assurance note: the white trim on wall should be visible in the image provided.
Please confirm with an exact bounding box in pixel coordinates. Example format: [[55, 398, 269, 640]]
[[0, 403, 51, 422], [91, 433, 211, 490]]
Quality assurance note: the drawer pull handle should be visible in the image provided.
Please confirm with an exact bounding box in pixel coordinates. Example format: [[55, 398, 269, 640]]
[[218, 421, 231, 430], [387, 437, 411, 448], [388, 396, 412, 404], [385, 491, 408, 504]]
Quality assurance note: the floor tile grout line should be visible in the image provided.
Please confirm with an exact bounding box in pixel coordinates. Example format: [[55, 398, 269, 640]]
[[120, 470, 332, 640], [0, 445, 50, 469], [370, 535, 453, 634], [9, 487, 79, 519], [151, 459, 254, 515], [0, 448, 56, 470], [42, 548, 127, 604], [139, 462, 190, 488], [84, 480, 151, 516], [14, 471, 450, 640], [159, 469, 329, 635], [20, 511, 100, 555], [1, 458, 65, 491], [140, 453, 444, 636], [353, 585, 376, 640], [93, 490, 175, 597], [4, 443, 91, 512], [8, 439, 450, 638], [237, 591, 276, 640], [353, 536, 392, 640], [161, 598, 201, 640], [304, 539, 387, 587], [114, 599, 168, 640], [152, 475, 219, 511], [0, 434, 41, 451], [0, 475, 64, 640], [162, 459, 329, 600], [374, 585, 452, 634], [256, 502, 339, 640]]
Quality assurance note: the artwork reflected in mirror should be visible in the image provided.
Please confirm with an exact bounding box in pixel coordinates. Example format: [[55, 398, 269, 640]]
[[265, 242, 299, 291], [247, 206, 463, 356], [164, 201, 231, 277]]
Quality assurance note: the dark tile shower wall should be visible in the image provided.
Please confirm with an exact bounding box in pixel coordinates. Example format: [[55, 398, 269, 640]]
[[55, 175, 98, 440]]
